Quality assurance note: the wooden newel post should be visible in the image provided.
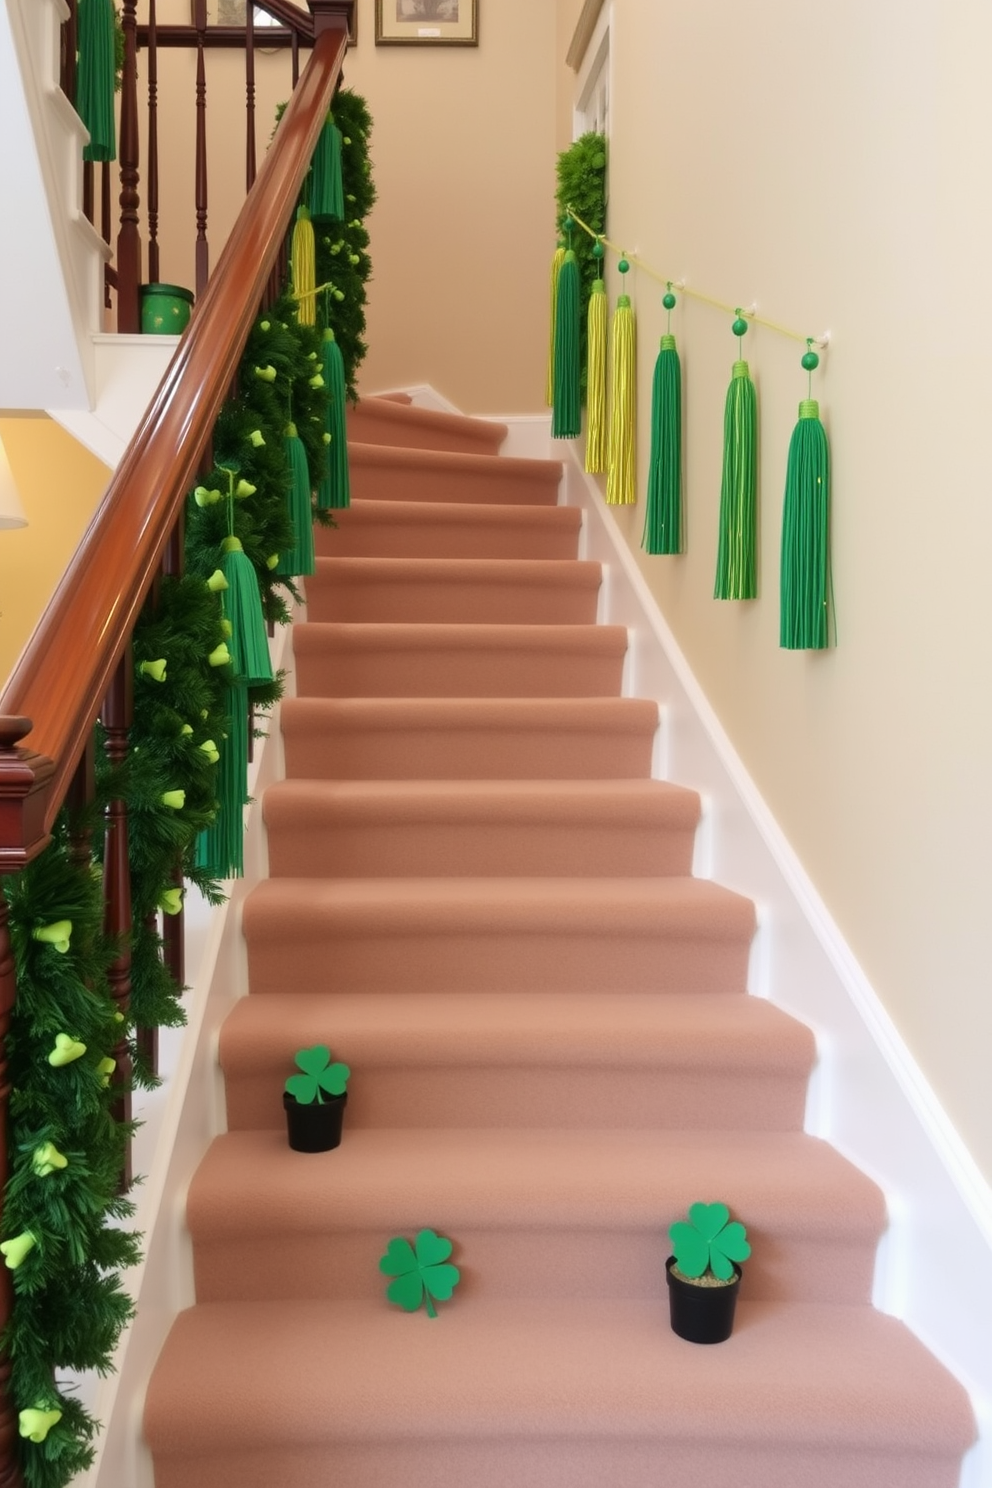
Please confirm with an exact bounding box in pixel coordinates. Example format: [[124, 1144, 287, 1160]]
[[100, 658, 134, 1190], [117, 0, 142, 332], [307, 1, 355, 40], [0, 717, 55, 1488]]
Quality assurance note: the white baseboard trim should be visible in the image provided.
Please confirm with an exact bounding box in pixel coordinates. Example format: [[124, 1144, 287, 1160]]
[[558, 440, 991, 1487]]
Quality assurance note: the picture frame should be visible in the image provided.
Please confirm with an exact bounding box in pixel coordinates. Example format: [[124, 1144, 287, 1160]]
[[198, 3, 359, 45], [375, 0, 478, 47]]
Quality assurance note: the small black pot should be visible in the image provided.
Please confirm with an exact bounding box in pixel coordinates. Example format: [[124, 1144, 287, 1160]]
[[665, 1256, 741, 1344], [283, 1091, 347, 1153]]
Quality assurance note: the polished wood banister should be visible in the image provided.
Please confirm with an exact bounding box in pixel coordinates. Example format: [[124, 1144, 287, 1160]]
[[0, 19, 349, 859]]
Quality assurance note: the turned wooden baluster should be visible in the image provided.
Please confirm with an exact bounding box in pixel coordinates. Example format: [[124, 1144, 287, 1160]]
[[101, 657, 134, 1190], [117, 0, 142, 332], [60, 0, 78, 102], [194, 0, 209, 298], [147, 0, 161, 285], [246, 3, 257, 193]]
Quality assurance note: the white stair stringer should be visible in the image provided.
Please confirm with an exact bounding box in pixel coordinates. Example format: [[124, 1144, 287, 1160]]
[[50, 335, 182, 470], [0, 0, 110, 411]]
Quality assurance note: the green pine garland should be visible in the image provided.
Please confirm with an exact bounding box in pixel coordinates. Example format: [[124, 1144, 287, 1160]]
[[3, 825, 140, 1488]]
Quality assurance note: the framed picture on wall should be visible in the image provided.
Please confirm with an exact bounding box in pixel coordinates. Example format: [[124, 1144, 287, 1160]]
[[375, 0, 478, 46], [196, 3, 358, 45]]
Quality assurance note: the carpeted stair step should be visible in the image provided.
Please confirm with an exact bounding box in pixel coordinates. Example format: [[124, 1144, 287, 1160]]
[[314, 498, 582, 560], [263, 779, 699, 878], [348, 398, 508, 455], [186, 1127, 885, 1306], [304, 556, 602, 625], [292, 623, 627, 698], [350, 441, 562, 506], [280, 697, 660, 780], [144, 1298, 976, 1488], [242, 877, 755, 997], [219, 989, 815, 1133]]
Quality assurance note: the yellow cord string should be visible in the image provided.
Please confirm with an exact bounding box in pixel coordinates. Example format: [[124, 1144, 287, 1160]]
[[566, 204, 826, 348]]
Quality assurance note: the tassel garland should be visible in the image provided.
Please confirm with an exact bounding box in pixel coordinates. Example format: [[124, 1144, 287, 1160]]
[[780, 395, 830, 649], [196, 679, 249, 881], [291, 206, 316, 326], [642, 331, 682, 553], [585, 276, 608, 473], [714, 338, 757, 597], [546, 243, 566, 407], [552, 249, 581, 439], [276, 423, 316, 578], [310, 114, 345, 221], [318, 329, 350, 510], [220, 536, 273, 686], [77, 0, 117, 162], [606, 270, 636, 506]]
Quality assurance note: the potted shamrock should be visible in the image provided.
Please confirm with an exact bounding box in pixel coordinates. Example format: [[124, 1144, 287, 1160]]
[[283, 1044, 350, 1153], [666, 1202, 751, 1344]]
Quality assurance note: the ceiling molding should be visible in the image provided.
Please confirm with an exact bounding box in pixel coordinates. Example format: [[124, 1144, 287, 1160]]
[[566, 0, 606, 71]]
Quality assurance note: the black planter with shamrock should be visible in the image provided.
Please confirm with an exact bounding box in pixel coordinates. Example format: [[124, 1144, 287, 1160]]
[[665, 1202, 751, 1344], [283, 1044, 350, 1153]]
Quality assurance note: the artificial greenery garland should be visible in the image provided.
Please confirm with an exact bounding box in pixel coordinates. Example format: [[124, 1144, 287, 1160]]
[[1, 89, 376, 1487], [555, 131, 607, 391], [3, 827, 139, 1488]]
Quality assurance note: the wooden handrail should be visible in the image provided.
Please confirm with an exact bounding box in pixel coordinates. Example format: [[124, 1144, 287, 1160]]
[[0, 18, 350, 866]]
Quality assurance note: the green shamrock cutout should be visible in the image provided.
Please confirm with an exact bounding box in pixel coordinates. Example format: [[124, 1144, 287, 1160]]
[[284, 1045, 349, 1105], [379, 1229, 461, 1318], [669, 1202, 751, 1282]]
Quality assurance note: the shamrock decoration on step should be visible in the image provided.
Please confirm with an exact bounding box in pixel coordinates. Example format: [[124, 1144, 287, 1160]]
[[379, 1229, 461, 1318], [284, 1045, 350, 1105], [669, 1202, 751, 1282]]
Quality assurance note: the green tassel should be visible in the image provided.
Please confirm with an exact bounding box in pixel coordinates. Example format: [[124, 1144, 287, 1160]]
[[196, 679, 249, 880], [606, 294, 637, 506], [780, 400, 831, 649], [714, 360, 757, 598], [318, 329, 350, 510], [310, 114, 345, 221], [220, 536, 273, 686], [76, 0, 117, 163], [552, 250, 581, 439], [276, 423, 316, 578], [642, 334, 682, 552]]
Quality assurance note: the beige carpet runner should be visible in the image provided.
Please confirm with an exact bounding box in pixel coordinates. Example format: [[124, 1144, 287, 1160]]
[[144, 397, 974, 1487]]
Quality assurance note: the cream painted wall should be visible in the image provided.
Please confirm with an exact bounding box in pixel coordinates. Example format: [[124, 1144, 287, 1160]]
[[585, 1, 992, 1181], [0, 417, 110, 684], [142, 0, 558, 414]]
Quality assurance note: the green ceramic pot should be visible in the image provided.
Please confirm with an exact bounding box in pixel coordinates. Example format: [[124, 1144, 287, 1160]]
[[140, 283, 194, 335]]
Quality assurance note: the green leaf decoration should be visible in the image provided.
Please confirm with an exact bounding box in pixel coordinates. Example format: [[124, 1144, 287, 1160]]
[[670, 1201, 751, 1281], [284, 1044, 350, 1104], [379, 1229, 461, 1318]]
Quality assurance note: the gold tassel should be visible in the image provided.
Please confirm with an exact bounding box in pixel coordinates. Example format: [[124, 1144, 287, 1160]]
[[291, 205, 316, 326], [585, 278, 608, 473], [606, 288, 636, 505], [546, 244, 566, 407]]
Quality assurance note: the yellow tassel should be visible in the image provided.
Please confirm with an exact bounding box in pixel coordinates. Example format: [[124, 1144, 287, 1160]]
[[607, 294, 637, 505], [546, 245, 566, 407], [585, 279, 608, 473], [291, 206, 316, 327]]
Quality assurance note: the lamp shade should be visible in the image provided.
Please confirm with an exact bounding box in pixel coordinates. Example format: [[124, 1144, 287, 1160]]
[[0, 432, 27, 529]]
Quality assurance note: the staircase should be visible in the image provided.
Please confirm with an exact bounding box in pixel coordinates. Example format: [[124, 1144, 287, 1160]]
[[143, 399, 975, 1488]]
